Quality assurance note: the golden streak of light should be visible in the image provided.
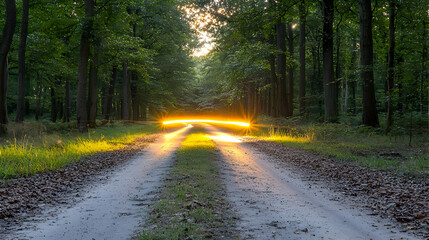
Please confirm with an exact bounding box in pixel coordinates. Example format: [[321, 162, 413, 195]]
[[164, 124, 193, 139], [208, 132, 242, 143], [163, 119, 250, 127]]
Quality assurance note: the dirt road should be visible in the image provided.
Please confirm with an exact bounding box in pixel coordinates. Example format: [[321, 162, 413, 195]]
[[5, 126, 191, 240], [3, 124, 423, 239], [206, 125, 419, 240]]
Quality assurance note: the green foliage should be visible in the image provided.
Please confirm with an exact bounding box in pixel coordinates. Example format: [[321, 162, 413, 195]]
[[0, 123, 158, 179]]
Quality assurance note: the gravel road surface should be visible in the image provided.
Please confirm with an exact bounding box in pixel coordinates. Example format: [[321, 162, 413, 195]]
[[5, 126, 191, 240]]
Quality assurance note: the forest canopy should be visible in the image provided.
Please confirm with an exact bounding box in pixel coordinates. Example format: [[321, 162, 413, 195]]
[[0, 0, 427, 133]]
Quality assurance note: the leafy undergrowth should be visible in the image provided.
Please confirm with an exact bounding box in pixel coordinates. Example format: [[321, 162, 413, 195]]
[[0, 122, 159, 179], [245, 117, 428, 175], [139, 128, 237, 240]]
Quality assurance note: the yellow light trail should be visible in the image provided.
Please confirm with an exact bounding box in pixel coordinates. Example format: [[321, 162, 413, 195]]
[[162, 119, 250, 127]]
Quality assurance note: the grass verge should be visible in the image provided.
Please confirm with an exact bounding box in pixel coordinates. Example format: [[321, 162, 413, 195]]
[[246, 118, 428, 175], [0, 122, 159, 179], [139, 128, 236, 240]]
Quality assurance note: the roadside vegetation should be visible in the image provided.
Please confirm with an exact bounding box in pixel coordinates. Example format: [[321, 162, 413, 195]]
[[139, 128, 236, 240], [247, 115, 428, 175], [0, 121, 159, 179]]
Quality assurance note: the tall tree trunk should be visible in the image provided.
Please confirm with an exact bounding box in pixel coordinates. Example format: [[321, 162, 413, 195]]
[[268, 32, 278, 117], [322, 0, 337, 122], [299, 0, 306, 116], [104, 66, 116, 121], [116, 93, 121, 120], [269, 52, 278, 117], [1, 59, 8, 127], [386, 1, 396, 130], [335, 21, 342, 113], [15, 0, 29, 123], [76, 0, 94, 132], [58, 100, 63, 121], [421, 19, 427, 116], [358, 0, 379, 127], [87, 48, 99, 128], [287, 23, 294, 117], [141, 103, 147, 121], [0, 0, 16, 128], [130, 71, 139, 121], [349, 39, 358, 115], [51, 87, 57, 123], [122, 62, 129, 122], [65, 79, 70, 122], [35, 72, 40, 121], [277, 20, 288, 117]]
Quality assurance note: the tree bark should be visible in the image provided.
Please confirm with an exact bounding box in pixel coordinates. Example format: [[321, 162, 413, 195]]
[[58, 100, 63, 121], [35, 72, 40, 121], [122, 62, 129, 122], [287, 23, 294, 117], [76, 0, 94, 132], [130, 71, 139, 121], [386, 0, 396, 130], [335, 21, 342, 113], [269, 35, 278, 117], [1, 59, 8, 128], [349, 39, 358, 115], [87, 47, 99, 128], [15, 0, 29, 123], [358, 0, 379, 127], [51, 87, 57, 123], [104, 66, 116, 121], [65, 80, 70, 122], [277, 20, 288, 117], [421, 19, 427, 116], [0, 0, 16, 126], [322, 0, 337, 122], [141, 103, 147, 121], [299, 0, 306, 116]]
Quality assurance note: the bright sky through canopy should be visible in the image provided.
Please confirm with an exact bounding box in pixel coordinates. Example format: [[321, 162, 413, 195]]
[[183, 6, 215, 57]]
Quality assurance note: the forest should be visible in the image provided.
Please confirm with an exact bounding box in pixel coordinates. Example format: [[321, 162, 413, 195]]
[[1, 1, 428, 239], [0, 0, 427, 132]]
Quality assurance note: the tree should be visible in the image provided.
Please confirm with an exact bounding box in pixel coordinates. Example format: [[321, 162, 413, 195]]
[[322, 0, 337, 122], [299, 0, 306, 116], [386, 0, 396, 130], [15, 0, 29, 123], [76, 0, 95, 132], [103, 66, 116, 121], [277, 20, 288, 117], [358, 0, 379, 127], [87, 44, 99, 128], [287, 23, 294, 117], [0, 0, 16, 128], [122, 62, 129, 122]]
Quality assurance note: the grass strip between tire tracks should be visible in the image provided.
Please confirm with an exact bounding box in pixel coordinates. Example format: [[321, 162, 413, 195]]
[[139, 127, 236, 240]]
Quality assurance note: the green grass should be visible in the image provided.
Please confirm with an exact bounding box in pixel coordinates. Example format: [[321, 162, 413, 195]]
[[139, 128, 234, 240], [0, 122, 159, 179], [247, 118, 428, 175]]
